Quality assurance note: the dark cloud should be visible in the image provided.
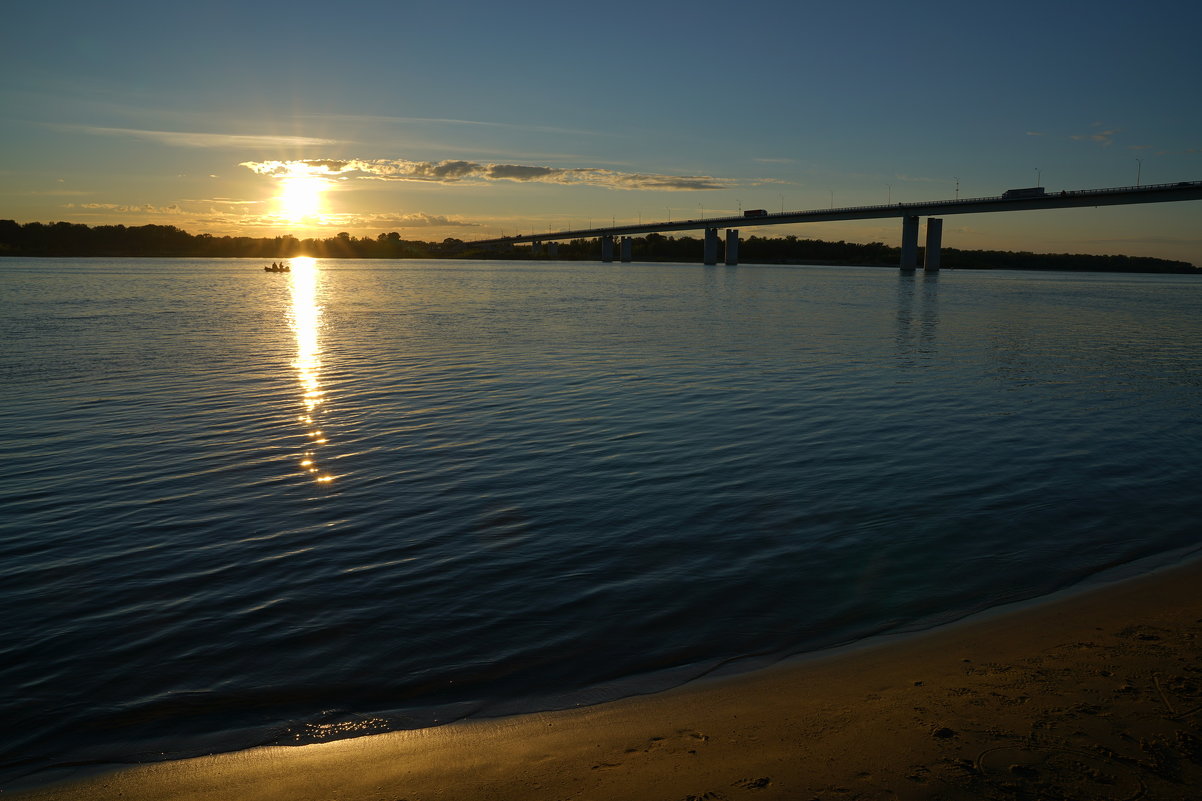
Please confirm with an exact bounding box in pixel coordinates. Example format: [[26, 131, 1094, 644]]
[[487, 164, 562, 181], [241, 158, 730, 191]]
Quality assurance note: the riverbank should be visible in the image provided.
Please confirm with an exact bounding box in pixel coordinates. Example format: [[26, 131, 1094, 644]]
[[13, 554, 1202, 801], [3, 220, 1197, 271]]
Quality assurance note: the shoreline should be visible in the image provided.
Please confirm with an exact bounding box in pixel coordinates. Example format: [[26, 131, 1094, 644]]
[[3, 254, 1200, 275], [13, 552, 1202, 800]]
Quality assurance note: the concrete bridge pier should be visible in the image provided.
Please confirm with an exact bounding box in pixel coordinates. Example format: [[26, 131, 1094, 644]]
[[546, 241, 559, 259], [601, 235, 615, 263], [725, 229, 739, 265], [530, 241, 543, 258], [703, 228, 719, 265], [620, 236, 633, 262], [900, 215, 920, 271], [924, 218, 942, 271]]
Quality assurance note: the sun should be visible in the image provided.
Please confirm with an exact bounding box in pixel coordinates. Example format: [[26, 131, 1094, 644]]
[[277, 175, 328, 222]]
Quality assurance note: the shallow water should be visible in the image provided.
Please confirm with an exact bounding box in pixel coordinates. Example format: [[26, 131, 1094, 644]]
[[2, 257, 1200, 781]]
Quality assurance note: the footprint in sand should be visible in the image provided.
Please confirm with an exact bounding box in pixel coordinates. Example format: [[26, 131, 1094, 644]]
[[975, 744, 1143, 801]]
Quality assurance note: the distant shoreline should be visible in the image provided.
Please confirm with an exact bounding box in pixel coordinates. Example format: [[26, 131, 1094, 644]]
[[2, 220, 1197, 273], [5, 252, 1200, 275]]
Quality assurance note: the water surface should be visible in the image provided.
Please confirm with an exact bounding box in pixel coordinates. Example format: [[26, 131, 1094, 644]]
[[2, 257, 1200, 782]]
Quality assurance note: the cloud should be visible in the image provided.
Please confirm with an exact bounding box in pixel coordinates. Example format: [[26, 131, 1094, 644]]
[[58, 125, 340, 148], [180, 197, 263, 206], [487, 164, 562, 181], [1070, 126, 1118, 146], [240, 158, 731, 191], [67, 202, 184, 214], [1070, 131, 1117, 145], [198, 211, 479, 231], [300, 113, 615, 138], [338, 212, 478, 228], [893, 173, 946, 184]]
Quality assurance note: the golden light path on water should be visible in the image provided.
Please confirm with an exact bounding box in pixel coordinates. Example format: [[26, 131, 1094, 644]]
[[287, 257, 334, 483]]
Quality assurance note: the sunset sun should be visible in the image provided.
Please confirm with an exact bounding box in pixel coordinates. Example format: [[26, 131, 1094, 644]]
[[277, 174, 327, 222]]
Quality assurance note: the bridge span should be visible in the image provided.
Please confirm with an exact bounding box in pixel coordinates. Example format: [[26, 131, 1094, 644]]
[[470, 180, 1202, 270]]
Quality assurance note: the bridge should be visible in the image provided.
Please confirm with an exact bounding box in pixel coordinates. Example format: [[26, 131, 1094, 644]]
[[470, 180, 1202, 270]]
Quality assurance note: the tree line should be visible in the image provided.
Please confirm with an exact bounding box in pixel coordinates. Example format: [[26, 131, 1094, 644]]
[[0, 221, 464, 259], [1, 219, 1196, 273]]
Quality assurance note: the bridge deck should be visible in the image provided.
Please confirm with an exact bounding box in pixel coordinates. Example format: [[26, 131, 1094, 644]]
[[472, 181, 1202, 245]]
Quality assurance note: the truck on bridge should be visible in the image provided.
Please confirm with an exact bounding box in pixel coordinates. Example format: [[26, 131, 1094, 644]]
[[1002, 187, 1047, 199]]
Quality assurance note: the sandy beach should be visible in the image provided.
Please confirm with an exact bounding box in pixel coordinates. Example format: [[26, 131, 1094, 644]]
[[12, 555, 1202, 801]]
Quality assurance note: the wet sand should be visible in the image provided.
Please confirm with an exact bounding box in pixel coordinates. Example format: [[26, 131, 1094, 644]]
[[13, 556, 1202, 801]]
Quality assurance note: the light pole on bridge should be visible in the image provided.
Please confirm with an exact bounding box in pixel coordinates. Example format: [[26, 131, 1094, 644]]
[[1136, 159, 1143, 186]]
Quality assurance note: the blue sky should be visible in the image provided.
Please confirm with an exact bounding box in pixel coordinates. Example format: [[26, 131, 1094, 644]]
[[3, 0, 1200, 263]]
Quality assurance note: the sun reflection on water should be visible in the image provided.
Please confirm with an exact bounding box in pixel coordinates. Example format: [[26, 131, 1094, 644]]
[[287, 257, 335, 483]]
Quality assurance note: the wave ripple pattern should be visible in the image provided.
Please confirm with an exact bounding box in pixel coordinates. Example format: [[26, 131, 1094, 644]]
[[1, 258, 1200, 780]]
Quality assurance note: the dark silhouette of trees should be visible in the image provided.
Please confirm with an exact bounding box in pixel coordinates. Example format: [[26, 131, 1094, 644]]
[[0, 219, 1196, 273]]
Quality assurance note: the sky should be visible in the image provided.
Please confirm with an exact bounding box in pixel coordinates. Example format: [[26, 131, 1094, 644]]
[[3, 0, 1201, 264]]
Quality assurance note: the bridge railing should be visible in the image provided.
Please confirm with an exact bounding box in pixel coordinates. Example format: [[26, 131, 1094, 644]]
[[1057, 180, 1196, 197]]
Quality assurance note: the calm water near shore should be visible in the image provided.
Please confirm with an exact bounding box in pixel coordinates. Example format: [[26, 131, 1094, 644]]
[[2, 257, 1200, 783]]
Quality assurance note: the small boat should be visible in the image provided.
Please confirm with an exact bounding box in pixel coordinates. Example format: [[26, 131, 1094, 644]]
[[264, 263, 291, 272]]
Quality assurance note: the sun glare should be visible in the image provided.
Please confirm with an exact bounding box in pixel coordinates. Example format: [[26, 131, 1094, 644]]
[[277, 176, 327, 223], [287, 257, 335, 484]]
